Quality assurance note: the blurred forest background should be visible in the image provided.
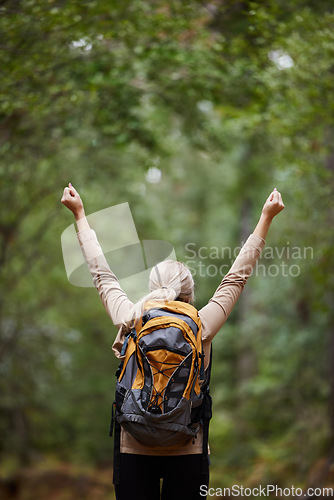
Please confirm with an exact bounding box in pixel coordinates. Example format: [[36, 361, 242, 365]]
[[1, 0, 334, 498]]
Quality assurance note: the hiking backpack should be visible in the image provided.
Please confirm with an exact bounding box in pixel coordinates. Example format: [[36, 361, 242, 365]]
[[110, 300, 212, 483]]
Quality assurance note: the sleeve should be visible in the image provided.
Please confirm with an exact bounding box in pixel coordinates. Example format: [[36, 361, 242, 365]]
[[76, 228, 134, 328], [199, 233, 265, 341]]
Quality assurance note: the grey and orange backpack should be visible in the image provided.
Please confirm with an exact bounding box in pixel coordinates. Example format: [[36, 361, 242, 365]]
[[110, 300, 212, 483]]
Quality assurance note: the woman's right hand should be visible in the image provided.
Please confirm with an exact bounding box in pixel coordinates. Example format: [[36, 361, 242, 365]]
[[253, 188, 285, 240], [61, 183, 85, 220], [261, 188, 285, 220]]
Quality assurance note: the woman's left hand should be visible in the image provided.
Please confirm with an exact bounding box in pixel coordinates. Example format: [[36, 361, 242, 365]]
[[61, 183, 85, 219]]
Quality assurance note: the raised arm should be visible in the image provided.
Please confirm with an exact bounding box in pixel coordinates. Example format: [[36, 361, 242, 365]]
[[61, 183, 134, 327], [199, 188, 285, 341]]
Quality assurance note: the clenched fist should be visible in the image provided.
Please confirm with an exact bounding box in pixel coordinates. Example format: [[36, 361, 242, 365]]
[[61, 183, 85, 220], [262, 188, 285, 220]]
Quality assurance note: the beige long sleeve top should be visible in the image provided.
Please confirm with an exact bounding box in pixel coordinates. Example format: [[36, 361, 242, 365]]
[[76, 224, 265, 456]]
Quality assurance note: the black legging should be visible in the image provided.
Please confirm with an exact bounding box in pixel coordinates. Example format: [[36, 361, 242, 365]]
[[114, 453, 210, 500]]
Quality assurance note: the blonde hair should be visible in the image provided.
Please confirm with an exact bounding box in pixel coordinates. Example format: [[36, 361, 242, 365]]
[[122, 260, 195, 329]]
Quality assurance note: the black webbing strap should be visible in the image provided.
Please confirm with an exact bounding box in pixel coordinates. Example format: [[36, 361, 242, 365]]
[[113, 412, 121, 485], [110, 400, 121, 485], [201, 346, 213, 475], [201, 391, 212, 474]]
